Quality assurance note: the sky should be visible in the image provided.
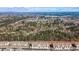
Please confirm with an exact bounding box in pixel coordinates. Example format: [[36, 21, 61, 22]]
[[0, 7, 79, 12]]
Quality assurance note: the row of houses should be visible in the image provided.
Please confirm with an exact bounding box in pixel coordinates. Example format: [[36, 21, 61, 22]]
[[0, 41, 79, 51]]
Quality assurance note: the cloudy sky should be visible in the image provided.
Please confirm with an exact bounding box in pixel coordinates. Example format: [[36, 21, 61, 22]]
[[0, 7, 79, 12]]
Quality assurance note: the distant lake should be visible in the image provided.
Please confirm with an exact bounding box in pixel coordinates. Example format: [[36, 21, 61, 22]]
[[0, 12, 79, 16]]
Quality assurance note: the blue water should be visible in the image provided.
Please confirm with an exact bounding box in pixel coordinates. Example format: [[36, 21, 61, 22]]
[[0, 12, 79, 16]]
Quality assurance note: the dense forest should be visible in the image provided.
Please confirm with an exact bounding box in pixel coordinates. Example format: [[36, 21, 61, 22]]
[[0, 16, 79, 41]]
